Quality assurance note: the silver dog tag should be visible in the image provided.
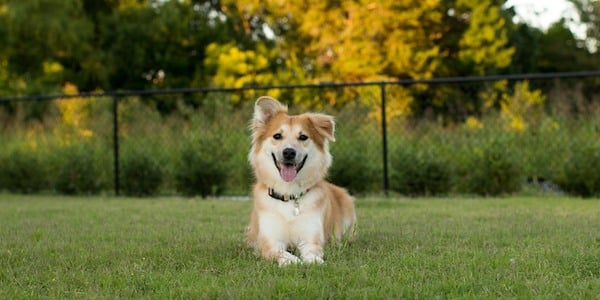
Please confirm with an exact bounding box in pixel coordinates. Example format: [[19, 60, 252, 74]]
[[293, 200, 300, 216]]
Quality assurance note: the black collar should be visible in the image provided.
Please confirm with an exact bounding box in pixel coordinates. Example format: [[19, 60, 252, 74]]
[[268, 187, 310, 202]]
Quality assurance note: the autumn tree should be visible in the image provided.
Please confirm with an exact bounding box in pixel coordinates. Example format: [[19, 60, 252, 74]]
[[212, 0, 515, 119], [220, 0, 443, 82], [0, 0, 595, 122]]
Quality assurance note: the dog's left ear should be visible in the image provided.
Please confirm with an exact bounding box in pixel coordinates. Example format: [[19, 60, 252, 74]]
[[308, 113, 336, 142], [253, 96, 288, 127]]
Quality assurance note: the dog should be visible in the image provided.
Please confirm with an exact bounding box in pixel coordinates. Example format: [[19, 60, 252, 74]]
[[246, 96, 356, 266]]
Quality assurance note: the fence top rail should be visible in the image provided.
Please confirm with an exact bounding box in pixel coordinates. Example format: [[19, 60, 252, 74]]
[[1, 70, 600, 102]]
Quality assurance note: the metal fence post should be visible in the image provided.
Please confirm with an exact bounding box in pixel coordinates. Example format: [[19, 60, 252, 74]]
[[112, 95, 120, 196], [380, 82, 389, 196]]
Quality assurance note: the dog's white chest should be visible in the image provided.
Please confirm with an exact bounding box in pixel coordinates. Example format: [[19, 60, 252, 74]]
[[257, 197, 323, 245]]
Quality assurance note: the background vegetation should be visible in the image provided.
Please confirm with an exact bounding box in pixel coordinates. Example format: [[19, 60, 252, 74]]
[[1, 0, 600, 197], [1, 0, 599, 113], [1, 81, 600, 197]]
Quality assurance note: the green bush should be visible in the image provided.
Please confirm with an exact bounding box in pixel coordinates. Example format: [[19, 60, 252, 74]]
[[120, 150, 164, 197], [456, 139, 522, 196], [390, 146, 452, 196], [556, 144, 600, 197], [218, 130, 253, 195], [0, 149, 49, 193], [175, 139, 228, 197], [329, 138, 379, 195], [54, 145, 106, 195]]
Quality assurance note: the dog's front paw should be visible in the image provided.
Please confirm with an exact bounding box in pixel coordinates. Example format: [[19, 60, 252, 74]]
[[302, 254, 324, 264], [278, 252, 301, 267]]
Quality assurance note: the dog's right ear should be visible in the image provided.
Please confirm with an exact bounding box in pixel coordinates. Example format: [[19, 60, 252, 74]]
[[253, 96, 288, 126]]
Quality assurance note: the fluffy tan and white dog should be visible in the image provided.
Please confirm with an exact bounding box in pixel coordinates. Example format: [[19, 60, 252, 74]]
[[246, 96, 356, 266]]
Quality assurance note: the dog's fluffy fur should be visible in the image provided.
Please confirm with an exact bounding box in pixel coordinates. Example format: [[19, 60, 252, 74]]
[[246, 96, 356, 266]]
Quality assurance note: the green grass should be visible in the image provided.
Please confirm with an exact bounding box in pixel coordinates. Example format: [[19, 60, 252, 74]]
[[1, 195, 599, 299]]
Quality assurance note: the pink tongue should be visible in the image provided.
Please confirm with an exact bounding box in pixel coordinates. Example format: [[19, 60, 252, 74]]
[[280, 165, 297, 182]]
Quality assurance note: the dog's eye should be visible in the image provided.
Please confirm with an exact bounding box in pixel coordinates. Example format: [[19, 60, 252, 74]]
[[298, 134, 308, 141], [273, 133, 282, 140]]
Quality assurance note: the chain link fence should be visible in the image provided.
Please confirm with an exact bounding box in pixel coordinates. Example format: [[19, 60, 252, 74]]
[[1, 71, 600, 197]]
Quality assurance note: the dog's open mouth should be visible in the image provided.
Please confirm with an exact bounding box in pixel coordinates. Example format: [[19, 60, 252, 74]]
[[272, 153, 307, 182]]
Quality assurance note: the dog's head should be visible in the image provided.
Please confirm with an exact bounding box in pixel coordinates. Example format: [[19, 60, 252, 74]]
[[249, 96, 335, 191]]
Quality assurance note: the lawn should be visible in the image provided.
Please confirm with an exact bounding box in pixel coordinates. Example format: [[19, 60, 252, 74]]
[[0, 195, 598, 299]]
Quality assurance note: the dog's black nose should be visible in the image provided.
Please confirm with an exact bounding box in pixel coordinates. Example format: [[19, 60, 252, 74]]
[[283, 148, 296, 160]]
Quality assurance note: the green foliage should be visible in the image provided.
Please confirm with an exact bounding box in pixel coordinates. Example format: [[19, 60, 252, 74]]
[[327, 104, 380, 195], [2, 90, 600, 197], [390, 145, 452, 196], [0, 149, 48, 193], [537, 20, 595, 73], [175, 94, 253, 195], [4, 0, 93, 91], [557, 143, 600, 197], [506, 23, 541, 74], [328, 152, 377, 195], [329, 141, 379, 195], [1, 0, 242, 93], [98, 1, 232, 90], [120, 150, 164, 197], [1, 0, 599, 127], [54, 144, 107, 195], [175, 136, 229, 197], [456, 138, 523, 196]]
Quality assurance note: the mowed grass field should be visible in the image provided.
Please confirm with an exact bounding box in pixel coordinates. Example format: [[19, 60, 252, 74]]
[[0, 195, 598, 299]]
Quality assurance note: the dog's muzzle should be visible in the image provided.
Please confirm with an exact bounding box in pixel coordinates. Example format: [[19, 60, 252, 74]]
[[272, 150, 307, 182]]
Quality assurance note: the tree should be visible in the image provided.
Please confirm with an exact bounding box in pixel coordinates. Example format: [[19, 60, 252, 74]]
[[220, 0, 515, 79], [0, 0, 250, 93], [221, 0, 443, 82], [505, 23, 542, 74], [442, 0, 514, 76], [213, 0, 515, 119], [5, 0, 94, 93], [96, 1, 232, 90], [537, 20, 595, 72]]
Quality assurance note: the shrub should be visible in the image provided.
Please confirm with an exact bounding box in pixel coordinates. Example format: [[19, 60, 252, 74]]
[[120, 150, 164, 197], [225, 148, 253, 195], [329, 137, 379, 195], [390, 146, 452, 196], [0, 149, 49, 193], [456, 139, 522, 196], [218, 129, 253, 195], [54, 145, 106, 195], [175, 139, 228, 197], [556, 144, 600, 197]]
